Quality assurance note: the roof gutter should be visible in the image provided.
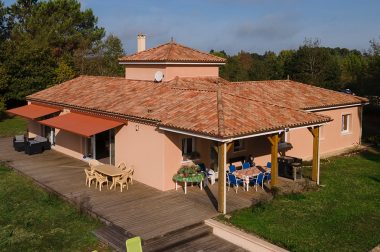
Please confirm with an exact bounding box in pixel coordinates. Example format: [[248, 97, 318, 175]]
[[159, 122, 329, 143], [305, 102, 369, 112]]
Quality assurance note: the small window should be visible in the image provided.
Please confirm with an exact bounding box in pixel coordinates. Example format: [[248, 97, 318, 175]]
[[341, 114, 351, 133], [233, 139, 245, 152], [182, 138, 195, 155]]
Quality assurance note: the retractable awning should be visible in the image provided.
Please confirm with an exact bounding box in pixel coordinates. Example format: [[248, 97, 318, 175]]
[[39, 112, 124, 138], [6, 104, 60, 120]]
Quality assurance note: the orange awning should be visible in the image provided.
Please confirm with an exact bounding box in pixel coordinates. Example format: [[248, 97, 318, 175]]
[[39, 112, 124, 137], [6, 104, 60, 119]]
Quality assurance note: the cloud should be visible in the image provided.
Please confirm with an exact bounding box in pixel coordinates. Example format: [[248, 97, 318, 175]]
[[236, 13, 302, 40]]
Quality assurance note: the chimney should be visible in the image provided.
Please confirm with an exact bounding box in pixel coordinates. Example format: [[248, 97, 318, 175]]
[[137, 34, 146, 53]]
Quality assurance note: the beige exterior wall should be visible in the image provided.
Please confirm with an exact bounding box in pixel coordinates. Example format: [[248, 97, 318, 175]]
[[124, 64, 219, 81], [227, 136, 272, 166], [54, 129, 84, 160], [165, 66, 219, 80], [125, 65, 166, 81], [115, 122, 165, 191], [27, 119, 41, 138], [48, 109, 85, 160], [162, 132, 182, 190], [287, 106, 361, 159]]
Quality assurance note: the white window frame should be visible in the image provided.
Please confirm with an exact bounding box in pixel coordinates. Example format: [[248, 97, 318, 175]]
[[233, 139, 245, 152], [341, 114, 351, 134]]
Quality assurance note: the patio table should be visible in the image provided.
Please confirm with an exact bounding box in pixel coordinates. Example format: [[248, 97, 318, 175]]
[[234, 167, 262, 191], [94, 165, 124, 190]]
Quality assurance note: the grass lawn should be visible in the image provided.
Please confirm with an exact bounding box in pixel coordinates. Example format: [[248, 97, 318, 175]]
[[0, 163, 107, 251], [0, 116, 27, 137], [222, 151, 380, 251]]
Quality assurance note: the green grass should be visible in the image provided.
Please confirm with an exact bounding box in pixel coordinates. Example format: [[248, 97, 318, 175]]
[[0, 116, 27, 137], [0, 163, 107, 251], [223, 151, 380, 252]]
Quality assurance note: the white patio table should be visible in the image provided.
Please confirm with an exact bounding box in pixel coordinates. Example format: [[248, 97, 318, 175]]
[[94, 165, 124, 190]]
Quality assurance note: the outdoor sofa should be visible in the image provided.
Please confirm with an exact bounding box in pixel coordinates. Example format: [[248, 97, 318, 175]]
[[24, 135, 51, 155]]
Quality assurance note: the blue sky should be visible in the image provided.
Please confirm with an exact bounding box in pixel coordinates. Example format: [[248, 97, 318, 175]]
[[4, 0, 380, 54]]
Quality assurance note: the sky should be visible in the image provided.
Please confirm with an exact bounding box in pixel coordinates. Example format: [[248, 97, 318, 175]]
[[4, 0, 380, 55]]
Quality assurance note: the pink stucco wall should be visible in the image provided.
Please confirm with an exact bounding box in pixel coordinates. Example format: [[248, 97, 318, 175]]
[[162, 132, 182, 190], [114, 122, 165, 190], [165, 66, 219, 80], [54, 129, 84, 160], [48, 110, 86, 160], [125, 65, 166, 81], [124, 64, 219, 81], [27, 119, 41, 138], [287, 106, 361, 159]]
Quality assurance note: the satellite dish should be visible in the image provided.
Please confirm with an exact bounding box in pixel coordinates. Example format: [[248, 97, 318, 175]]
[[154, 71, 164, 82]]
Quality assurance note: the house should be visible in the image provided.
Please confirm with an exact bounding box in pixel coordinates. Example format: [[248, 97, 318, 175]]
[[7, 35, 368, 213]]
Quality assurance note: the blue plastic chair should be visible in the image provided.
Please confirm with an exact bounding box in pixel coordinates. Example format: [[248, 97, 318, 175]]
[[227, 173, 244, 193], [229, 165, 236, 173], [249, 173, 265, 191], [266, 162, 272, 168], [242, 162, 250, 169]]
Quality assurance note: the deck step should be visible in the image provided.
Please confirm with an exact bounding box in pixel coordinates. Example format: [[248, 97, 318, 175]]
[[93, 224, 134, 252], [143, 222, 212, 252]]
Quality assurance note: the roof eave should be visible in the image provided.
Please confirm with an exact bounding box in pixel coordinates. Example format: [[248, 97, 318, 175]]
[[159, 119, 331, 142], [118, 61, 226, 65]]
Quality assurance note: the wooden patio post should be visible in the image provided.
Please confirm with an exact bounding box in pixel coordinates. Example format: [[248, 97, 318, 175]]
[[267, 134, 279, 186], [217, 141, 227, 214], [308, 126, 320, 184]]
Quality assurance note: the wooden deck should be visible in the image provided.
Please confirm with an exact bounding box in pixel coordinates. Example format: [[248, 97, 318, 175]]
[[0, 137, 268, 242]]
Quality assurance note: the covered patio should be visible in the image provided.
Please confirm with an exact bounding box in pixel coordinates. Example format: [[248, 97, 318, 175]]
[[0, 137, 303, 241]]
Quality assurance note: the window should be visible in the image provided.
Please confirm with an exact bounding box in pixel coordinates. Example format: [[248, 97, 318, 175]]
[[341, 114, 351, 133], [233, 139, 245, 152], [182, 138, 195, 155]]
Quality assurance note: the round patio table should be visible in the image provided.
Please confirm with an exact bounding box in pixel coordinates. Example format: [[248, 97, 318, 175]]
[[173, 173, 205, 194]]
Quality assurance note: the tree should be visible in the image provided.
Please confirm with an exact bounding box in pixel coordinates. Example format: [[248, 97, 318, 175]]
[[0, 0, 7, 41], [79, 34, 125, 77], [1, 0, 107, 111], [288, 38, 341, 88], [54, 60, 76, 84], [364, 38, 380, 95]]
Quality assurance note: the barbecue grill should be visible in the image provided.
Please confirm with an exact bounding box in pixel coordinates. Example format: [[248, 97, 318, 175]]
[[278, 156, 302, 180]]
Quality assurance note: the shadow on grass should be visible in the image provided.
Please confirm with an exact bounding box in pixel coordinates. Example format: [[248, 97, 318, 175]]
[[359, 150, 380, 162], [368, 176, 380, 183]]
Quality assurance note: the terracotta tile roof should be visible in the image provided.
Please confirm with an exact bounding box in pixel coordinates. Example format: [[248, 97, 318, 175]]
[[230, 80, 368, 110], [27, 75, 344, 138], [118, 42, 226, 63], [167, 78, 368, 109]]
